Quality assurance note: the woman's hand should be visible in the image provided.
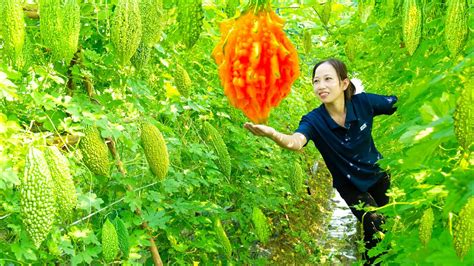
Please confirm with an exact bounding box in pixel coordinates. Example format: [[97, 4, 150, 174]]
[[244, 122, 306, 151], [244, 122, 276, 138]]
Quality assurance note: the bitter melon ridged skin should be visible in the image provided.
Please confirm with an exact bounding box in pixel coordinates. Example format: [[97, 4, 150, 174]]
[[39, 0, 80, 62], [79, 126, 110, 177], [102, 219, 119, 262], [252, 207, 270, 244], [453, 84, 473, 151], [44, 146, 77, 220], [202, 122, 231, 177], [140, 0, 163, 46], [419, 208, 434, 246], [445, 0, 468, 57], [303, 30, 312, 55], [112, 217, 130, 259], [384, 0, 396, 18], [111, 0, 142, 65], [177, 0, 204, 49], [319, 0, 332, 26], [39, 0, 61, 57], [0, 0, 25, 63], [289, 162, 304, 194], [140, 122, 169, 180], [453, 197, 474, 260], [61, 0, 81, 62], [131, 42, 151, 71], [20, 147, 57, 248], [345, 36, 359, 62], [174, 64, 192, 97], [214, 218, 232, 258], [402, 0, 422, 55], [358, 0, 375, 23]]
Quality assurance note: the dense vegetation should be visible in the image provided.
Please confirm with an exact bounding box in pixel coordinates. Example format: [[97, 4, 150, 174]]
[[0, 0, 472, 264]]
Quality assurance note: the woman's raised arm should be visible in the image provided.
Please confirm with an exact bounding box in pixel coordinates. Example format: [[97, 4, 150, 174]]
[[244, 122, 307, 151]]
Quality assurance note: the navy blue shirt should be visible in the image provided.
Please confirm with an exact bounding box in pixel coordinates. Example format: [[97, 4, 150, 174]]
[[295, 93, 398, 192]]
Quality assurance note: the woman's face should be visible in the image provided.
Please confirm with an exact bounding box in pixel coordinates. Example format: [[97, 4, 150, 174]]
[[312, 62, 348, 104]]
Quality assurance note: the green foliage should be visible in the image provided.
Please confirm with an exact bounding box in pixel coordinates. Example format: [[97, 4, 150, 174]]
[[225, 0, 240, 18], [358, 0, 375, 23]]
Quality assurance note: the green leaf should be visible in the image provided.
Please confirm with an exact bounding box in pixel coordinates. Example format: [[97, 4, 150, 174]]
[[77, 192, 104, 211]]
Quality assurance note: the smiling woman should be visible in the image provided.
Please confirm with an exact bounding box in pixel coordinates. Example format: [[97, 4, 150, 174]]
[[244, 58, 398, 265]]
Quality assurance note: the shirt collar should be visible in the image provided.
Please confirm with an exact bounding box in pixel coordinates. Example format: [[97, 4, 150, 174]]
[[321, 100, 357, 130]]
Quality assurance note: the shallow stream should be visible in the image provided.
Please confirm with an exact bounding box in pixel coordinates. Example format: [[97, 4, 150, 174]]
[[324, 189, 359, 264]]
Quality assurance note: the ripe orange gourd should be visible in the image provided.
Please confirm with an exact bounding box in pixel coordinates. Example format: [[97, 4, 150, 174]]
[[212, 0, 300, 124]]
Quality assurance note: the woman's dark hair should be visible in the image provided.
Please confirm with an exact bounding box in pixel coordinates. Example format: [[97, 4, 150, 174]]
[[312, 58, 356, 101]]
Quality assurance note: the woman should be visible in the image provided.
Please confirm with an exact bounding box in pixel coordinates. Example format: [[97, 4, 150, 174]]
[[244, 58, 397, 265]]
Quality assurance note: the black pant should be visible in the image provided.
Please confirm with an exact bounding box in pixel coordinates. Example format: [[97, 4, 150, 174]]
[[336, 174, 390, 265]]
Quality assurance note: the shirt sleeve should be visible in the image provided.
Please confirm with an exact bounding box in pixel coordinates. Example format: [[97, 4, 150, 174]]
[[295, 115, 317, 147], [365, 93, 398, 116]]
